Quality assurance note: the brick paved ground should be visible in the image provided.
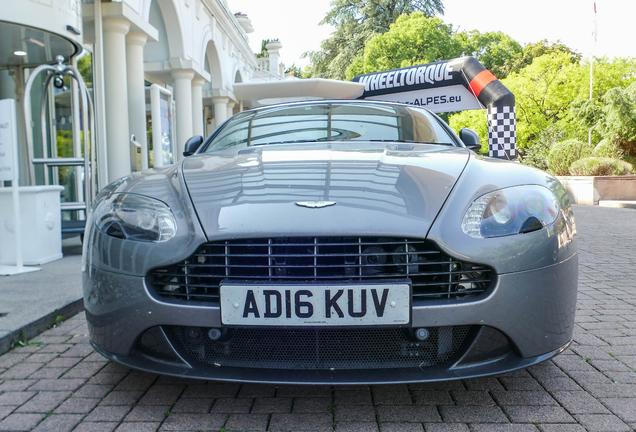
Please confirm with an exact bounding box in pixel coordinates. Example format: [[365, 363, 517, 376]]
[[1, 204, 635, 432]]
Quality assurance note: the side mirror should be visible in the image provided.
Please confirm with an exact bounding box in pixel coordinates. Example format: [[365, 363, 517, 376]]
[[183, 135, 204, 157], [459, 128, 481, 151]]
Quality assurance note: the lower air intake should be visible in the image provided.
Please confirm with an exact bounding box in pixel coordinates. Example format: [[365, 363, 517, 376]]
[[166, 325, 474, 370]]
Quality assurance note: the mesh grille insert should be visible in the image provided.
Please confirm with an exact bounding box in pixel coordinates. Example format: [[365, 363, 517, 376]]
[[166, 325, 474, 370], [147, 237, 494, 305]]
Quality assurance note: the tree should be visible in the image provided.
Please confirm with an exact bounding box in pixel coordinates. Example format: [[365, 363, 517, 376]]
[[345, 13, 461, 79], [507, 39, 581, 75], [255, 39, 270, 58], [304, 0, 444, 80], [455, 30, 522, 79]]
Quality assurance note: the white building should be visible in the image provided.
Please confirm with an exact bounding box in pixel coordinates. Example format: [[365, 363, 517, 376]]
[[0, 0, 364, 266]]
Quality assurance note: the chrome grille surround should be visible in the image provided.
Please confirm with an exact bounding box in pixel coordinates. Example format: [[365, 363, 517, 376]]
[[147, 237, 494, 304]]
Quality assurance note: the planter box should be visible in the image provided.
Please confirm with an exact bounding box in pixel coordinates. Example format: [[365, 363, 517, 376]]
[[556, 175, 636, 205], [0, 185, 64, 265]]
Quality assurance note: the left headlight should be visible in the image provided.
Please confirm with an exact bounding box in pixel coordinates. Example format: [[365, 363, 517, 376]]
[[461, 185, 560, 239], [93, 193, 177, 242]]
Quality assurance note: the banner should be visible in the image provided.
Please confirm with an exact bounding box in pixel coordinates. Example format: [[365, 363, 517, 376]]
[[353, 57, 517, 160]]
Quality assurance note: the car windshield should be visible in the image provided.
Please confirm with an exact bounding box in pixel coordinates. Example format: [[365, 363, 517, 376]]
[[202, 103, 456, 152]]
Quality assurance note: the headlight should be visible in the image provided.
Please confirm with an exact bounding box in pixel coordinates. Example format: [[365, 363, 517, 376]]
[[461, 186, 560, 238], [93, 193, 177, 242]]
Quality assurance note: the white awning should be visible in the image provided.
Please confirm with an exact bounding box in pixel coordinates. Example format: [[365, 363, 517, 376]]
[[233, 78, 365, 107]]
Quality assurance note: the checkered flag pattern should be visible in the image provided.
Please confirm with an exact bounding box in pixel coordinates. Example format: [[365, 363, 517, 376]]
[[487, 105, 516, 159]]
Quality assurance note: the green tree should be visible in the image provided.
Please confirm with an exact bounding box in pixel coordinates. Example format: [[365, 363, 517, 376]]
[[345, 13, 461, 79], [256, 39, 270, 58], [507, 39, 581, 75], [456, 30, 522, 78], [305, 0, 444, 80]]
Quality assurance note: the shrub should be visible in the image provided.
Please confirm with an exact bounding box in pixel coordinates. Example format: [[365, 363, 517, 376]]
[[546, 139, 591, 175], [569, 157, 635, 176], [592, 138, 621, 158]]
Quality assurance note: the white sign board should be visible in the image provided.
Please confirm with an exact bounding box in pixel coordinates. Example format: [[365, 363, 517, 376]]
[[364, 84, 483, 113], [0, 99, 16, 182]]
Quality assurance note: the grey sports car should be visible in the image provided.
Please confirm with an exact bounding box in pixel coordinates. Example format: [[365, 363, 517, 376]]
[[82, 100, 577, 384]]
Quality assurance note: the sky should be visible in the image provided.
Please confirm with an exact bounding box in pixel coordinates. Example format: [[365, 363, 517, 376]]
[[229, 0, 636, 70]]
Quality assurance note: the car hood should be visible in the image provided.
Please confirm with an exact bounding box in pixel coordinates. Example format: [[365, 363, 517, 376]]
[[182, 143, 470, 240]]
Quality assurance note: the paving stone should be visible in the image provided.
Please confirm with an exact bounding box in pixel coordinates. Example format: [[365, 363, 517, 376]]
[[333, 405, 376, 422], [74, 384, 114, 398], [138, 385, 184, 405], [534, 376, 582, 392], [115, 422, 161, 432], [171, 397, 214, 413], [490, 391, 558, 406], [113, 373, 157, 392], [268, 413, 333, 431], [536, 425, 587, 432], [412, 390, 453, 405], [89, 372, 127, 386], [71, 421, 112, 432], [409, 381, 465, 391], [25, 352, 60, 363], [462, 378, 504, 391], [32, 414, 83, 432], [0, 407, 13, 422], [292, 397, 332, 413], [16, 390, 71, 413], [439, 406, 508, 423], [124, 404, 171, 422], [551, 391, 609, 414], [574, 414, 632, 432], [334, 389, 372, 405], [0, 391, 36, 406], [237, 384, 277, 398], [47, 357, 83, 369], [84, 405, 131, 422], [0, 380, 34, 392], [0, 413, 45, 431], [450, 390, 495, 406], [503, 406, 576, 423], [29, 367, 67, 379], [251, 397, 292, 413], [0, 363, 43, 379], [276, 385, 332, 398], [336, 422, 379, 432], [224, 413, 269, 431], [64, 362, 107, 379], [600, 398, 636, 422], [161, 413, 226, 431], [498, 377, 545, 391], [376, 405, 440, 422], [28, 378, 86, 391], [379, 423, 423, 432], [371, 385, 412, 405], [469, 425, 539, 432], [100, 390, 144, 406], [0, 354, 29, 369], [55, 397, 100, 414], [423, 424, 470, 432], [181, 383, 239, 398], [582, 383, 636, 398], [210, 397, 253, 413]]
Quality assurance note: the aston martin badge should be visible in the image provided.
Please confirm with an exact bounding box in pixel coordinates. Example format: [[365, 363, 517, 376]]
[[295, 201, 337, 208]]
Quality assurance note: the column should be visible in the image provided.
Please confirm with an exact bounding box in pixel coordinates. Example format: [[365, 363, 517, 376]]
[[103, 18, 131, 182], [226, 101, 236, 120], [126, 32, 149, 170], [191, 78, 205, 137], [171, 69, 194, 161], [212, 96, 229, 129]]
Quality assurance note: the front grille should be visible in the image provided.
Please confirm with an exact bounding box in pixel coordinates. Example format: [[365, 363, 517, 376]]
[[166, 325, 474, 370], [147, 237, 493, 305]]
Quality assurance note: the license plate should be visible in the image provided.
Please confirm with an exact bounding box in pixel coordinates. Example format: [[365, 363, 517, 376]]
[[220, 284, 410, 326]]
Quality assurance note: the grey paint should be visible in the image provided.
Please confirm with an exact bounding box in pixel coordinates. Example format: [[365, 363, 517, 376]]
[[82, 100, 578, 383]]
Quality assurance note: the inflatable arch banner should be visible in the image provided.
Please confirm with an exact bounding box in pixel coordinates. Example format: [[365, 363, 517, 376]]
[[352, 57, 516, 160]]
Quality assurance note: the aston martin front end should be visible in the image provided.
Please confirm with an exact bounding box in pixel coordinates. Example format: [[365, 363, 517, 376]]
[[82, 101, 577, 384]]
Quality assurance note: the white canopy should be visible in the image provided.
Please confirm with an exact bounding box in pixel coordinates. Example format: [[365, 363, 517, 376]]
[[233, 78, 365, 108]]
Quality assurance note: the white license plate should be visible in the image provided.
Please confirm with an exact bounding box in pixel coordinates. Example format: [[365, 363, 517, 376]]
[[220, 284, 410, 326]]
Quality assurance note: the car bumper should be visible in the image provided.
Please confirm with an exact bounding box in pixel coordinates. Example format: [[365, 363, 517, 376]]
[[83, 253, 577, 384]]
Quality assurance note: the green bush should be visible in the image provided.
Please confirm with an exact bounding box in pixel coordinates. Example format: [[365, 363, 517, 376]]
[[569, 157, 635, 176], [546, 139, 591, 175], [592, 138, 621, 158]]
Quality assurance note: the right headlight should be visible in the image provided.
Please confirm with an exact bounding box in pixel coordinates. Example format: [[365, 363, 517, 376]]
[[461, 185, 560, 239], [93, 193, 177, 242]]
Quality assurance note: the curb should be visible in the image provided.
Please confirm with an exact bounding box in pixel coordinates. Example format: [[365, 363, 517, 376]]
[[0, 298, 85, 356]]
